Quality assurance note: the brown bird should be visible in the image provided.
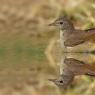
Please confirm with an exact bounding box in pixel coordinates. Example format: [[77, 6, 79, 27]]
[[49, 15, 95, 52], [49, 58, 95, 89]]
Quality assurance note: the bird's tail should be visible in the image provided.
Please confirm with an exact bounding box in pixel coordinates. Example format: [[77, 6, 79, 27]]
[[86, 73, 95, 77], [85, 28, 95, 42], [85, 67, 95, 77]]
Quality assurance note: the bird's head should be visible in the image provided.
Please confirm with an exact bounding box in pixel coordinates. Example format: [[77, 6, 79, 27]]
[[48, 77, 66, 88], [49, 15, 74, 31]]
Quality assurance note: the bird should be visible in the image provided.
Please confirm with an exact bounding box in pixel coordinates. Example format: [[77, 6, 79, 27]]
[[49, 58, 95, 89], [49, 15, 95, 52]]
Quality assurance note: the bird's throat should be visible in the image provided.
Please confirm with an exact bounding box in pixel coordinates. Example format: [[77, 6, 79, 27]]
[[59, 30, 66, 48], [59, 29, 73, 48], [60, 30, 72, 39]]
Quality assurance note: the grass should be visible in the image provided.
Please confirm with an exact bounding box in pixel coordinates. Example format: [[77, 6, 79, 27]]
[[0, 33, 47, 68], [0, 0, 95, 95]]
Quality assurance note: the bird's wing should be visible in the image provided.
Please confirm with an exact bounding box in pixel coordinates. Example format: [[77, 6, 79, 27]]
[[64, 29, 95, 47], [64, 39, 85, 47], [63, 58, 86, 75], [64, 58, 90, 72], [64, 58, 85, 67], [64, 33, 85, 47], [85, 28, 95, 32], [64, 58, 95, 76], [84, 28, 95, 42]]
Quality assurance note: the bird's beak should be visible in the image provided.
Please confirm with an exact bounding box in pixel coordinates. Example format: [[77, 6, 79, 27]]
[[48, 79, 55, 82], [48, 22, 57, 26]]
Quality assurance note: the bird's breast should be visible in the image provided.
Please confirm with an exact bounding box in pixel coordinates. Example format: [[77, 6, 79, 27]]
[[60, 30, 65, 48]]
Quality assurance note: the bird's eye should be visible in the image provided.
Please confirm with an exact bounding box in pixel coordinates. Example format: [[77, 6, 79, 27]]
[[59, 22, 63, 24], [59, 80, 63, 83]]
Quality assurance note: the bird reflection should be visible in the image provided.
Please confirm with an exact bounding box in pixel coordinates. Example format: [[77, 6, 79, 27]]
[[49, 57, 95, 89]]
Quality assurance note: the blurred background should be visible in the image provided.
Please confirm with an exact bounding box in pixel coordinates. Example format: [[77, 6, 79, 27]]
[[0, 0, 95, 95]]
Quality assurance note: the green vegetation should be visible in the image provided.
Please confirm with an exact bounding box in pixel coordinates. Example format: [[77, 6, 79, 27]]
[[1, 0, 95, 94]]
